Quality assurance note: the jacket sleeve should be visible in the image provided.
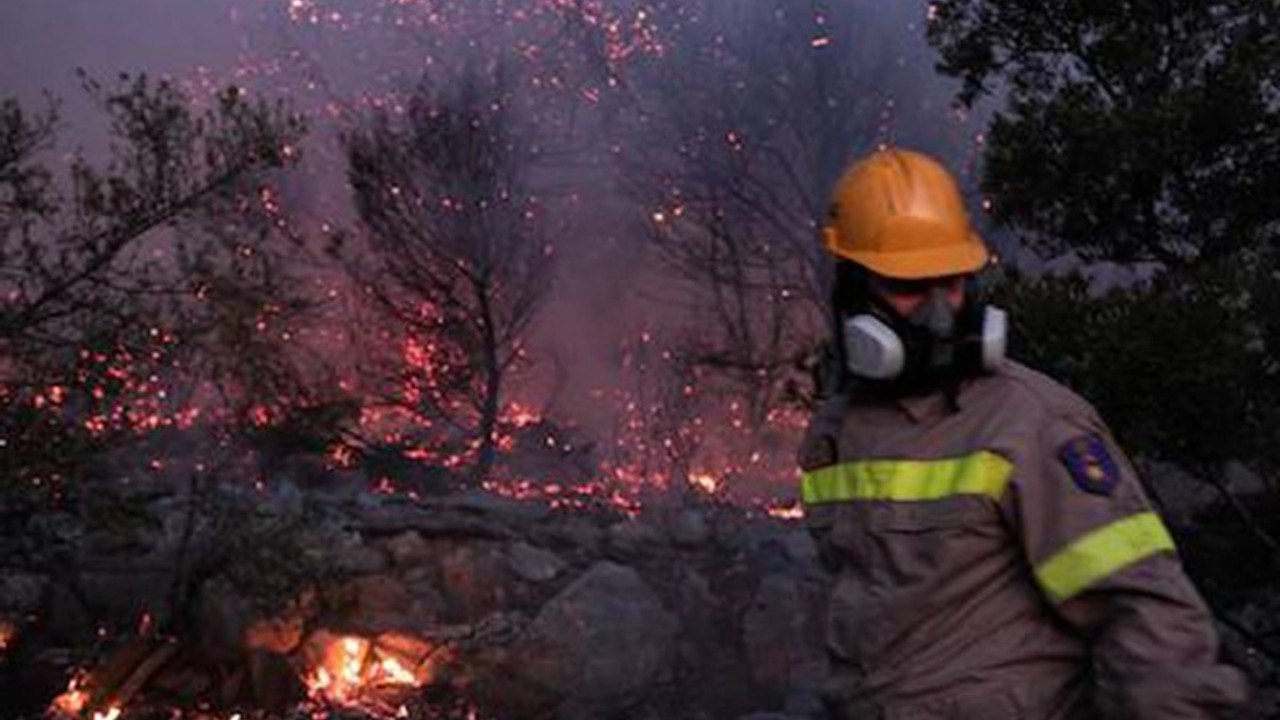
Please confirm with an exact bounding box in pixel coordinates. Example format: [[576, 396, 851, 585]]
[[1006, 410, 1249, 719]]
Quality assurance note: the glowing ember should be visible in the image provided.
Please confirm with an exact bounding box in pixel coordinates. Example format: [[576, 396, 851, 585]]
[[308, 635, 369, 704], [50, 653, 246, 718], [49, 672, 91, 717], [765, 501, 805, 520], [304, 631, 428, 716], [502, 402, 542, 428], [0, 619, 13, 654], [379, 656, 416, 685], [688, 471, 722, 495]]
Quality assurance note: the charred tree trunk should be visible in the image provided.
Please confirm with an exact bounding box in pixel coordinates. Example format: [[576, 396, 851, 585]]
[[471, 280, 501, 486]]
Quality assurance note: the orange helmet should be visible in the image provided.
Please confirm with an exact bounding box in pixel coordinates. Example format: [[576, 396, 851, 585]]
[[822, 148, 989, 279]]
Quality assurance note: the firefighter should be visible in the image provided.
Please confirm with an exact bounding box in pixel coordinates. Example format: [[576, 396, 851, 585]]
[[800, 148, 1250, 719]]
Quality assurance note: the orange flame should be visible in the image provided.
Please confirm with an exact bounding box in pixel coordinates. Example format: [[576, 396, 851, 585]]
[[307, 635, 369, 704], [378, 656, 416, 685], [688, 471, 722, 495], [765, 502, 805, 520], [49, 672, 91, 717], [304, 632, 427, 715]]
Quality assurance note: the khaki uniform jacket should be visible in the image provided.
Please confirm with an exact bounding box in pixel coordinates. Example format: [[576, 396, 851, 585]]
[[798, 360, 1248, 719]]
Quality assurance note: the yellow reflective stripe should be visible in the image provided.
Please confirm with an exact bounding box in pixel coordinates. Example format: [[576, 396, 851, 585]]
[[800, 451, 1013, 504], [1035, 512, 1176, 604]]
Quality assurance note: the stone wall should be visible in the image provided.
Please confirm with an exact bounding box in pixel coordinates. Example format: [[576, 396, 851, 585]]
[[0, 479, 829, 720]]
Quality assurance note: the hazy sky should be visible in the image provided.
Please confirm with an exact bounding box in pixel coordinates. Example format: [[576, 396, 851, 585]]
[[0, 0, 959, 115], [0, 0, 986, 423], [2, 0, 244, 101]]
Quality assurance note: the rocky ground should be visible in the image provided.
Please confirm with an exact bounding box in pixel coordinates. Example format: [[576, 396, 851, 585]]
[[0, 469, 829, 720], [5, 453, 1277, 720]]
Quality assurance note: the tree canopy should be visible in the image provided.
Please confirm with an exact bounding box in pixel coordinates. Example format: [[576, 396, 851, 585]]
[[929, 0, 1280, 269], [928, 0, 1280, 672]]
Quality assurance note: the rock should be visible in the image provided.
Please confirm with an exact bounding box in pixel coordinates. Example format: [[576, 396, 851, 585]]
[[333, 533, 388, 575], [668, 509, 710, 548], [1224, 460, 1267, 496], [357, 505, 515, 540], [678, 567, 718, 611], [260, 478, 305, 519], [605, 519, 664, 559], [438, 543, 512, 620], [748, 536, 795, 577], [337, 575, 437, 635], [244, 613, 305, 655], [539, 516, 603, 554], [384, 530, 432, 567], [0, 572, 46, 614], [508, 561, 678, 716], [430, 489, 550, 522], [714, 517, 753, 554], [507, 541, 565, 583], [1140, 459, 1216, 528], [742, 574, 821, 693], [780, 530, 818, 566], [400, 569, 449, 622]]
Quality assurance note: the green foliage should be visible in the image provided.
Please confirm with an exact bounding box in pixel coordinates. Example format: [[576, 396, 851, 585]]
[[928, 0, 1280, 464], [930, 0, 1280, 679], [991, 260, 1280, 478], [929, 0, 1280, 269]]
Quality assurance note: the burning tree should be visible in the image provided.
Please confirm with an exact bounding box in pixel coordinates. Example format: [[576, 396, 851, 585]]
[[344, 66, 555, 486], [0, 73, 307, 498], [621, 0, 975, 424], [173, 156, 360, 480], [0, 72, 366, 717]]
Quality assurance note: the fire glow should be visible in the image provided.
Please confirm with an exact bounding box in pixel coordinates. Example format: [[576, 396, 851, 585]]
[[303, 632, 431, 716], [0, 619, 14, 654], [49, 671, 123, 720]]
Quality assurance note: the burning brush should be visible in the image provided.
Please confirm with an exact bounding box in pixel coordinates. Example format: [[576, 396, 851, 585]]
[[50, 669, 122, 720], [0, 619, 15, 656], [299, 630, 439, 715], [41, 629, 447, 720]]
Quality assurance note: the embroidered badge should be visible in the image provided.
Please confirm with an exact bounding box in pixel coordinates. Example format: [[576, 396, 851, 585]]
[[1060, 434, 1121, 496]]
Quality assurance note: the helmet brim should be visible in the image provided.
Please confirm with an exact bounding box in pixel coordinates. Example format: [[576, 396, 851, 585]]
[[840, 234, 990, 280]]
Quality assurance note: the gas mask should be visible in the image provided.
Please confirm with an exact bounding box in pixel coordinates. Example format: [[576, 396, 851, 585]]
[[841, 286, 1007, 384]]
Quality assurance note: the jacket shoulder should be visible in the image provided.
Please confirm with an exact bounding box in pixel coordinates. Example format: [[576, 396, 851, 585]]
[[982, 360, 1101, 427]]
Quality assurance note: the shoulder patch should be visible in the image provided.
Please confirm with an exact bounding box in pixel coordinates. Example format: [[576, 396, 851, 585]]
[[1060, 434, 1120, 496]]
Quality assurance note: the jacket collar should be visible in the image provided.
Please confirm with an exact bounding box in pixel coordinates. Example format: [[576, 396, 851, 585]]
[[894, 376, 978, 423]]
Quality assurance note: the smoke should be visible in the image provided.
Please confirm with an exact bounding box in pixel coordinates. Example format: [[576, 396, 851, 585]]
[[0, 0, 990, 498]]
